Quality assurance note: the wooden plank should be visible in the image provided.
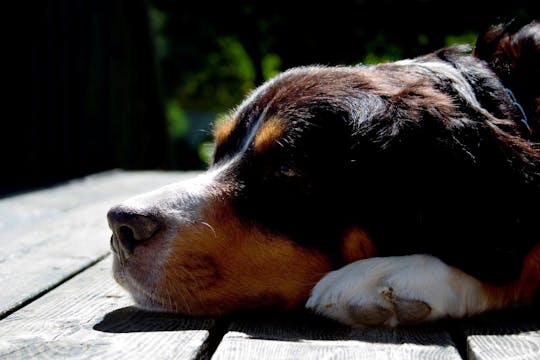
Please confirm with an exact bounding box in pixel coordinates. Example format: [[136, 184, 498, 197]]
[[0, 171, 200, 317], [467, 330, 540, 360], [0, 256, 216, 359], [212, 312, 462, 360], [464, 309, 540, 360], [0, 170, 199, 236]]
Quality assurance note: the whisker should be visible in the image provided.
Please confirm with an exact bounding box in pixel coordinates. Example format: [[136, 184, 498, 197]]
[[199, 221, 217, 238]]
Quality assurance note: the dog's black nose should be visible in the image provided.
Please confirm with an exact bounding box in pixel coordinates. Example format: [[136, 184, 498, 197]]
[[107, 205, 161, 254]]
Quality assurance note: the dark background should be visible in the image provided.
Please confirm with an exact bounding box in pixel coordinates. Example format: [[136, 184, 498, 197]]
[[17, 0, 537, 196]]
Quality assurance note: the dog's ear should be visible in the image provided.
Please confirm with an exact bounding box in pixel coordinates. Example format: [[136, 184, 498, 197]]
[[473, 19, 539, 130], [474, 19, 539, 87]]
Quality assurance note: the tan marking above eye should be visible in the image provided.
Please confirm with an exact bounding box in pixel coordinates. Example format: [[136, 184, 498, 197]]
[[254, 117, 286, 152], [214, 116, 237, 147]]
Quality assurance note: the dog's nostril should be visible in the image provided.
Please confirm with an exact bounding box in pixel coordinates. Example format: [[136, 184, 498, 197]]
[[118, 225, 137, 253], [107, 205, 161, 254]]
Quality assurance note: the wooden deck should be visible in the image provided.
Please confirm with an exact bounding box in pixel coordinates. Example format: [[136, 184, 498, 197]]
[[0, 170, 538, 359]]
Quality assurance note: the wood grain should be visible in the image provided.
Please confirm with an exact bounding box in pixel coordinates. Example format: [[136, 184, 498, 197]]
[[0, 256, 215, 359], [0, 171, 200, 317], [0, 170, 198, 236], [212, 312, 462, 359], [464, 310, 540, 360], [468, 330, 540, 360]]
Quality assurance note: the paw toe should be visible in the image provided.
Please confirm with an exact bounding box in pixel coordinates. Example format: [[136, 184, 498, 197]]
[[393, 297, 432, 324], [346, 303, 393, 326], [343, 288, 433, 326]]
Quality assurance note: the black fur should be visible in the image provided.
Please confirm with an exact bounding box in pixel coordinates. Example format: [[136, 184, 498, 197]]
[[213, 21, 540, 285]]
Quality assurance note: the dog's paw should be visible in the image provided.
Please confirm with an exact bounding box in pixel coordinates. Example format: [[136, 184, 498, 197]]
[[306, 254, 489, 327]]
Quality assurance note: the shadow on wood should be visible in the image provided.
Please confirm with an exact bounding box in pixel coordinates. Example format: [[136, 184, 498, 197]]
[[218, 309, 460, 346], [93, 306, 214, 333]]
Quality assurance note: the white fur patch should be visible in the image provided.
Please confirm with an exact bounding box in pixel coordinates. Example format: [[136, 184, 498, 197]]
[[306, 254, 490, 327]]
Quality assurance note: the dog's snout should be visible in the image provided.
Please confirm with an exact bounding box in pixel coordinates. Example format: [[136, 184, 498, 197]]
[[107, 205, 161, 254]]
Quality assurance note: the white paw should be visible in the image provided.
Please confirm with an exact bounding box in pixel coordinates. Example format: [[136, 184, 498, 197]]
[[306, 254, 489, 327]]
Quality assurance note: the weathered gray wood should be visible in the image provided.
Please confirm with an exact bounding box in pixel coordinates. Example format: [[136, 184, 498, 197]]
[[0, 170, 198, 235], [464, 310, 540, 360], [212, 313, 462, 359], [0, 170, 200, 317], [0, 256, 215, 359], [467, 329, 540, 360]]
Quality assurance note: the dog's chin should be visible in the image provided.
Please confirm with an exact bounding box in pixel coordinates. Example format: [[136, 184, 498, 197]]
[[112, 253, 298, 316], [111, 253, 175, 312], [128, 291, 172, 313], [112, 259, 154, 309]]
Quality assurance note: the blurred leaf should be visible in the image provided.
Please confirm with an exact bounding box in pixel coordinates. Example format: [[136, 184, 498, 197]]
[[417, 33, 429, 47], [178, 36, 256, 111], [148, 7, 169, 61], [198, 140, 215, 166], [166, 100, 189, 138], [262, 53, 282, 80], [445, 31, 477, 47], [362, 34, 403, 64]]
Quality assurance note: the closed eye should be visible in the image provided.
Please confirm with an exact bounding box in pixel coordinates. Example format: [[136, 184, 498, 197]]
[[277, 164, 299, 178]]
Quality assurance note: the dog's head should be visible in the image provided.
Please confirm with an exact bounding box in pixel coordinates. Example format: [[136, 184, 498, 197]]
[[108, 68, 370, 315], [108, 21, 539, 315]]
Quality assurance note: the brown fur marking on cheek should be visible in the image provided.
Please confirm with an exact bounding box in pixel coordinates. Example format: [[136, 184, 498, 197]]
[[161, 198, 332, 315], [214, 116, 237, 147], [254, 117, 285, 152], [341, 227, 376, 263], [175, 253, 222, 290], [482, 242, 540, 308]]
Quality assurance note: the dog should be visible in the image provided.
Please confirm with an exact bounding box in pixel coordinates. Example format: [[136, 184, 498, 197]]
[[108, 20, 539, 327]]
